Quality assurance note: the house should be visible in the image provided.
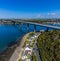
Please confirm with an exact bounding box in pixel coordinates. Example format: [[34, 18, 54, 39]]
[[22, 47, 32, 61], [24, 47, 32, 55]]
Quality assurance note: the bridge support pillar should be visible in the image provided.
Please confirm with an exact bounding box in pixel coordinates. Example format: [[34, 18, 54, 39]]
[[45, 27, 49, 32], [20, 22, 23, 31], [34, 25, 36, 32], [27, 24, 29, 32]]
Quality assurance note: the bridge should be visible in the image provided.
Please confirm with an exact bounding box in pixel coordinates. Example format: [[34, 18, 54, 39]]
[[0, 20, 60, 31], [22, 22, 60, 32], [12, 20, 60, 31]]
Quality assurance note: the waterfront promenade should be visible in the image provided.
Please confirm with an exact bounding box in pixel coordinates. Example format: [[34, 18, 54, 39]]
[[9, 32, 41, 61], [9, 33, 29, 61]]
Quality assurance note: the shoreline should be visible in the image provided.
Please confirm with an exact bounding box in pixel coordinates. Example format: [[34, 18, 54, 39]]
[[0, 33, 29, 61], [9, 32, 30, 61], [0, 38, 21, 61]]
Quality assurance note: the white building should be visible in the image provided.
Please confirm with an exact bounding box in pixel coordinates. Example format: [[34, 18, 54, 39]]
[[24, 47, 32, 55]]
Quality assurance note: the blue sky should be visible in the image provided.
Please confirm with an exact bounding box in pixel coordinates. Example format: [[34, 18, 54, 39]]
[[0, 0, 60, 19]]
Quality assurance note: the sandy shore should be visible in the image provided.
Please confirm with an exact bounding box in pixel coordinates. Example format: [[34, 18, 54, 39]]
[[9, 33, 30, 61]]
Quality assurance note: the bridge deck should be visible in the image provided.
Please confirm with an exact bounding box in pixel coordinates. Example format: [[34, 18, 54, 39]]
[[23, 22, 60, 30], [7, 20, 60, 30]]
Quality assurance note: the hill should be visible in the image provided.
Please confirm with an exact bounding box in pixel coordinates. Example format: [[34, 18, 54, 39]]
[[37, 30, 60, 61]]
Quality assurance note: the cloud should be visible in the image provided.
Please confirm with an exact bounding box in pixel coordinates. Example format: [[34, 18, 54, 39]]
[[47, 12, 56, 16], [36, 14, 41, 18]]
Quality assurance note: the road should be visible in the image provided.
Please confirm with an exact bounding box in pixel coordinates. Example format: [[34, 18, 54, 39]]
[[34, 42, 41, 61]]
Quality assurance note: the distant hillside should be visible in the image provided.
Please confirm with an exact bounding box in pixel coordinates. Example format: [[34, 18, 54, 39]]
[[37, 30, 60, 61]]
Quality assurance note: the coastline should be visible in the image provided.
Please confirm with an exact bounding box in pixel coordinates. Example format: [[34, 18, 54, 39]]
[[0, 33, 29, 61], [9, 32, 30, 61], [0, 37, 21, 61]]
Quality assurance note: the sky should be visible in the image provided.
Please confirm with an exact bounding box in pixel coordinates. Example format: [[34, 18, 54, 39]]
[[0, 0, 60, 19]]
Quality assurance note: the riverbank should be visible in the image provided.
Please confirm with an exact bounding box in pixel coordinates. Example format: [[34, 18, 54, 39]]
[[0, 37, 21, 61], [0, 33, 29, 61], [9, 32, 30, 61]]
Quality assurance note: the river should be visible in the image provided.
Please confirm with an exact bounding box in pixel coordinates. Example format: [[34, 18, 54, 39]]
[[0, 23, 58, 53]]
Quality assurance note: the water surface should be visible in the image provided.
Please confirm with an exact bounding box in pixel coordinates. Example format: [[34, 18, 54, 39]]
[[0, 23, 58, 52]]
